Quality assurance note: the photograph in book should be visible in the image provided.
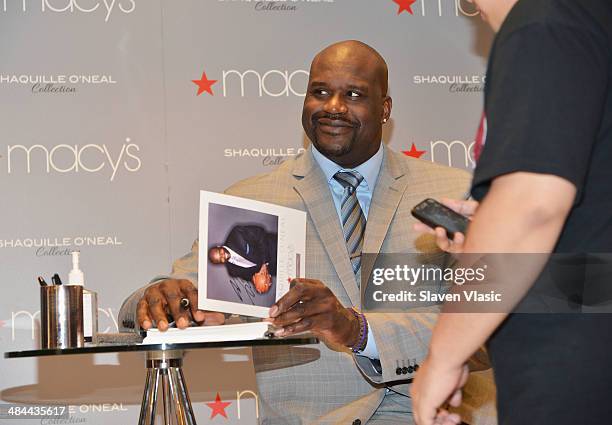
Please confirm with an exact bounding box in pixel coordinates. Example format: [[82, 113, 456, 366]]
[[198, 191, 306, 318]]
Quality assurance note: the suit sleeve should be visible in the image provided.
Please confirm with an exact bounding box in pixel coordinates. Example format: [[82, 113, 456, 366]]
[[353, 255, 491, 384], [355, 309, 491, 385], [226, 262, 258, 281], [353, 308, 439, 384]]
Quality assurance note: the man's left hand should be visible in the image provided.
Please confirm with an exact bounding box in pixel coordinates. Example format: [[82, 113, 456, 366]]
[[413, 198, 479, 254], [266, 278, 360, 347], [411, 356, 469, 425]]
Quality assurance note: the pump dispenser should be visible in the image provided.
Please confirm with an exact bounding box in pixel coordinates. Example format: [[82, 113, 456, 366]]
[[68, 251, 84, 286], [68, 251, 98, 342]]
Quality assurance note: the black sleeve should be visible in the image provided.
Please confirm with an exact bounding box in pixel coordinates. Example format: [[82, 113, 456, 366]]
[[472, 21, 609, 203], [226, 262, 257, 281]]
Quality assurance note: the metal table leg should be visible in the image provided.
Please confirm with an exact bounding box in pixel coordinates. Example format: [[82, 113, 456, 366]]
[[138, 367, 159, 425], [138, 350, 197, 425]]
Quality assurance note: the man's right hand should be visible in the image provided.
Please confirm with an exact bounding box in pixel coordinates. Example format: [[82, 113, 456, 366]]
[[137, 279, 225, 331]]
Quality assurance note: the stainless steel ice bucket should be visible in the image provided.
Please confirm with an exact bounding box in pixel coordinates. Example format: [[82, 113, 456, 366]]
[[40, 285, 84, 349]]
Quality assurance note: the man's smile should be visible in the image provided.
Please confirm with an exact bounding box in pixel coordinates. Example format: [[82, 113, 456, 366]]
[[316, 118, 356, 135]]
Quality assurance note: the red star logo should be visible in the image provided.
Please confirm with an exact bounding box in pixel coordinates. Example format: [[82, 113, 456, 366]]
[[402, 143, 427, 159], [393, 0, 417, 15], [192, 70, 218, 96], [206, 393, 231, 419]]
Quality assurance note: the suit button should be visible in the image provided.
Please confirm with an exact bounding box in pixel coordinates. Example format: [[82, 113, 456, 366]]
[[352, 420, 361, 425], [395, 367, 402, 375], [414, 363, 420, 371], [407, 366, 414, 374], [402, 366, 408, 374]]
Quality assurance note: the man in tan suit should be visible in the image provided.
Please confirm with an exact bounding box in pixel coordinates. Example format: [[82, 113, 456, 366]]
[[119, 40, 495, 425]]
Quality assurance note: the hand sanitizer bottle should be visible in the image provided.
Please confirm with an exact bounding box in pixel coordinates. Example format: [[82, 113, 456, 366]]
[[68, 251, 98, 343]]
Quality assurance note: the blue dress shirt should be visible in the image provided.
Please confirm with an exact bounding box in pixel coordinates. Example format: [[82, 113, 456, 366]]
[[311, 143, 383, 360]]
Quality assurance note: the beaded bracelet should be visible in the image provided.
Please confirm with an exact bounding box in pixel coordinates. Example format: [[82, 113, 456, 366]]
[[348, 308, 368, 353]]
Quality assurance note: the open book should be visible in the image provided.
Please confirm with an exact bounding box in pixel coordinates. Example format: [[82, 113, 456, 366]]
[[140, 321, 271, 345]]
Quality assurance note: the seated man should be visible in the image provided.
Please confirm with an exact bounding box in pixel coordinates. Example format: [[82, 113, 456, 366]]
[[208, 224, 278, 293], [119, 40, 496, 425]]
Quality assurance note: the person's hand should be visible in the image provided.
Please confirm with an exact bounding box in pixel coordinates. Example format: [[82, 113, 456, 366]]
[[413, 198, 479, 254], [266, 278, 359, 347], [137, 279, 225, 331], [252, 264, 272, 293], [411, 355, 469, 425]]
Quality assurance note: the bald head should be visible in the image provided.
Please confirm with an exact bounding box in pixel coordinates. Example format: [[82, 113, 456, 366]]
[[302, 40, 392, 168], [310, 40, 389, 96], [208, 246, 229, 264]]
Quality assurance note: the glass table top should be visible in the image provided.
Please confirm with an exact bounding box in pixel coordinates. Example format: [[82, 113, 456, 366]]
[[5, 335, 318, 358]]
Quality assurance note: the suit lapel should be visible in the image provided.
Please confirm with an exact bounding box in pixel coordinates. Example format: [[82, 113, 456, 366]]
[[292, 150, 361, 306], [361, 148, 411, 288]]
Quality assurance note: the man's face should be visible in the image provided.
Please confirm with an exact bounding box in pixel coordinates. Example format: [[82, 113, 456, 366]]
[[209, 247, 230, 264], [302, 46, 391, 168], [467, 0, 519, 32]]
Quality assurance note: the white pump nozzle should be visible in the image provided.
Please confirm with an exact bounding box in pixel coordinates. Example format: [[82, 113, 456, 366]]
[[68, 250, 84, 286]]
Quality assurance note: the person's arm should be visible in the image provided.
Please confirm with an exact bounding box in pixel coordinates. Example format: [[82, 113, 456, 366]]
[[412, 171, 575, 425], [118, 239, 225, 332], [433, 172, 575, 355]]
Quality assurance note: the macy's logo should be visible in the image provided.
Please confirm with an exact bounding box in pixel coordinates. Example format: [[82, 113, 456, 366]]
[[192, 68, 309, 98], [402, 139, 476, 169], [3, 139, 142, 181], [204, 391, 260, 420], [391, 0, 479, 17], [1, 0, 136, 22], [429, 139, 476, 168]]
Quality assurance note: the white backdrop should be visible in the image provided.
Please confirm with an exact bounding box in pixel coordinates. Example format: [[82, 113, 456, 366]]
[[0, 1, 493, 423]]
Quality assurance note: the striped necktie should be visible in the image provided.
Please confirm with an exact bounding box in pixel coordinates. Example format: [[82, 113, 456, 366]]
[[333, 171, 366, 276]]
